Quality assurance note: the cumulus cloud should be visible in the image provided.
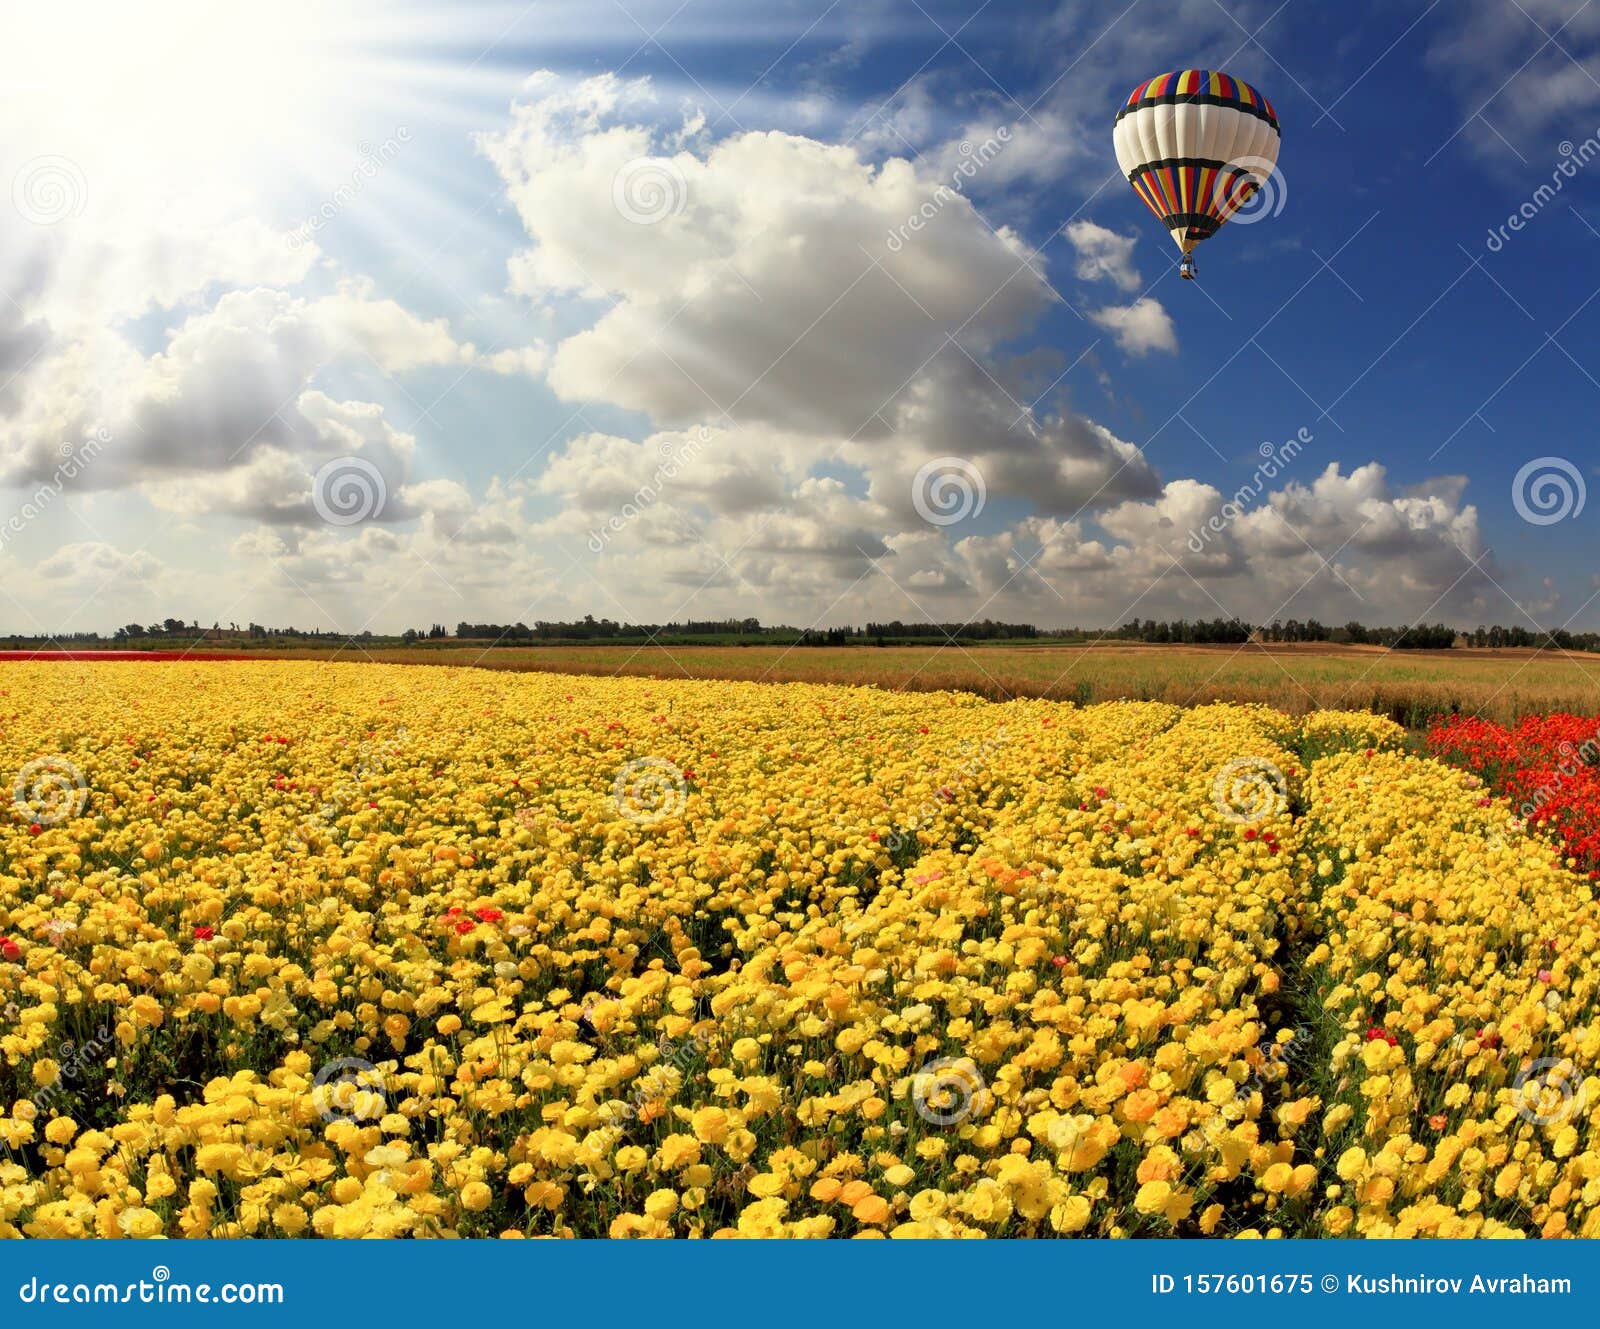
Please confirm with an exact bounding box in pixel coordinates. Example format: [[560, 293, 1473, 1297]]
[[1, 286, 539, 512], [0, 25, 1560, 637], [484, 76, 1050, 437], [482, 70, 1161, 549], [1063, 220, 1142, 292], [1087, 297, 1178, 356]]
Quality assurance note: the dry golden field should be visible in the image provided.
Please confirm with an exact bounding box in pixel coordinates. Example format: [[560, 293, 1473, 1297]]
[[257, 641, 1600, 727]]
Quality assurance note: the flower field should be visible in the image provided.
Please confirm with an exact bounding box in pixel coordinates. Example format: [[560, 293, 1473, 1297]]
[[1428, 712, 1600, 877], [1, 662, 1597, 1239]]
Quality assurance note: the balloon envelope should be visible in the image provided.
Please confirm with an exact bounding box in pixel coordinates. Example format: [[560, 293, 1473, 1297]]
[[1112, 70, 1281, 256]]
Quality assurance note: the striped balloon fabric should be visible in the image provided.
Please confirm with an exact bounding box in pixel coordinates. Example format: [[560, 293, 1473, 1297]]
[[1112, 69, 1281, 276]]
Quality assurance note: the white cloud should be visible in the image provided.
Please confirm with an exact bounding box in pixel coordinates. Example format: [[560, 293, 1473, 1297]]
[[0, 25, 1569, 638], [1063, 220, 1142, 292], [482, 70, 1161, 543], [484, 80, 1050, 438], [1088, 297, 1178, 356], [0, 287, 522, 508], [1427, 1, 1600, 159]]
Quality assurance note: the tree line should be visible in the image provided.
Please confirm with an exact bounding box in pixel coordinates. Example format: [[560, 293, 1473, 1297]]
[[7, 616, 1600, 654]]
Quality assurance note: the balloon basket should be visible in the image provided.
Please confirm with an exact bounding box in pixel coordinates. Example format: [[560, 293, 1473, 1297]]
[[1179, 255, 1197, 281]]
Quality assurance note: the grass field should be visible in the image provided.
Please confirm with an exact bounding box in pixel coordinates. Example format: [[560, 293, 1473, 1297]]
[[239, 640, 1600, 727], [11, 639, 1600, 725]]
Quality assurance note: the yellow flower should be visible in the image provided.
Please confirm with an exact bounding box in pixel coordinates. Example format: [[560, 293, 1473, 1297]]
[[274, 1204, 308, 1235], [644, 1190, 678, 1220], [118, 1207, 165, 1238], [690, 1107, 730, 1146], [1134, 1180, 1172, 1216], [0, 665, 1578, 1239], [1051, 1194, 1092, 1234], [851, 1194, 890, 1226]]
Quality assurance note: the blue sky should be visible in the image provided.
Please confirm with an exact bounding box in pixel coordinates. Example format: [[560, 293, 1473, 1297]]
[[2, 0, 1599, 634]]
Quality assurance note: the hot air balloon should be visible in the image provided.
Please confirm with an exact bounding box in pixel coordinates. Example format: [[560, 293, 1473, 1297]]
[[1111, 70, 1281, 281]]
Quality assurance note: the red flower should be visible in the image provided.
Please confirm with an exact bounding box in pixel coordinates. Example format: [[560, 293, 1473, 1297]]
[[1242, 827, 1258, 840], [193, 925, 214, 941], [0, 938, 20, 961], [475, 907, 503, 922], [1051, 955, 1067, 968], [454, 920, 476, 935], [27, 822, 41, 836]]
